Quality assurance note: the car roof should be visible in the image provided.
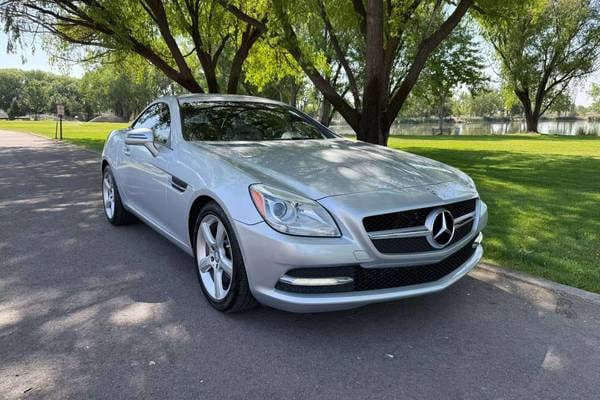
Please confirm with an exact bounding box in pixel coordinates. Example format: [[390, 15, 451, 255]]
[[166, 94, 288, 107]]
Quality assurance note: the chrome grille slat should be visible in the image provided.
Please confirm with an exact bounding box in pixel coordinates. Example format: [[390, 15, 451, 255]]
[[367, 226, 430, 240]]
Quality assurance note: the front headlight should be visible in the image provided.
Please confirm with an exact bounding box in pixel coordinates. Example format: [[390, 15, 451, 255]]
[[249, 184, 341, 237]]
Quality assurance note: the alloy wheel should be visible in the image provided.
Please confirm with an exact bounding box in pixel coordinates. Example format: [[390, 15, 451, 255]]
[[196, 214, 233, 301], [102, 171, 115, 219]]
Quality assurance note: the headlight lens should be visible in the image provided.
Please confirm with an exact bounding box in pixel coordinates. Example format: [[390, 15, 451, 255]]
[[249, 184, 341, 237]]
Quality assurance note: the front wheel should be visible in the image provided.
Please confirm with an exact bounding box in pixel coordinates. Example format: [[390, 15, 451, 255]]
[[102, 166, 137, 225], [194, 202, 256, 312]]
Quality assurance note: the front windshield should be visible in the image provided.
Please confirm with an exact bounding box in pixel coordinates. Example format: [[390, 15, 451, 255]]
[[180, 101, 335, 141]]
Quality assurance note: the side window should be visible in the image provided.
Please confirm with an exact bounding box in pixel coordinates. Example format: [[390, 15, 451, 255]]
[[132, 103, 171, 146]]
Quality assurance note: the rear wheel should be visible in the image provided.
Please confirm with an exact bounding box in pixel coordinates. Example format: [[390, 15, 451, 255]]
[[102, 166, 137, 225], [194, 202, 256, 312]]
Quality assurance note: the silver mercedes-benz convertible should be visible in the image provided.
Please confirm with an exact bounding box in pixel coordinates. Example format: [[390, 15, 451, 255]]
[[101, 94, 487, 313]]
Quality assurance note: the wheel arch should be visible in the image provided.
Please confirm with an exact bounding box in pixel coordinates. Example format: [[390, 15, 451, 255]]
[[188, 195, 218, 252]]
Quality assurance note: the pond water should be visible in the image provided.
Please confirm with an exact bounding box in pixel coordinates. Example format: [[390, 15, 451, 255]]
[[329, 119, 600, 136]]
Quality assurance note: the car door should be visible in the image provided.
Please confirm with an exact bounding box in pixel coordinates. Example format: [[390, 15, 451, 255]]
[[121, 103, 172, 228]]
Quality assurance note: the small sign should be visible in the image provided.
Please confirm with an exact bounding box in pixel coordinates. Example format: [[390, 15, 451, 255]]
[[56, 104, 65, 116]]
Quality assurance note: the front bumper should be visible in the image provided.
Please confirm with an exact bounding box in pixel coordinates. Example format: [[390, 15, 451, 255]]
[[233, 201, 486, 312], [259, 245, 481, 313]]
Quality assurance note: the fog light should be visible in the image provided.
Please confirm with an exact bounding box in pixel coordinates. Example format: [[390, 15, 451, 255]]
[[279, 275, 353, 286]]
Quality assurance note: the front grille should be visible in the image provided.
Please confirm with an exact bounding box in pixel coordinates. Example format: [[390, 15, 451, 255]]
[[363, 198, 477, 232], [276, 240, 477, 294], [372, 221, 473, 253], [363, 198, 477, 254]]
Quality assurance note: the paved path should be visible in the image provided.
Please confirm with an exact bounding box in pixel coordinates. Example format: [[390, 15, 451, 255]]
[[1, 131, 599, 400]]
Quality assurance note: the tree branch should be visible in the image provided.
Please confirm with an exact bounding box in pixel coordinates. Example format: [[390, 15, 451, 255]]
[[317, 0, 361, 108], [140, 0, 198, 90], [273, 0, 360, 130], [351, 0, 367, 35], [386, 0, 473, 126], [217, 0, 267, 30]]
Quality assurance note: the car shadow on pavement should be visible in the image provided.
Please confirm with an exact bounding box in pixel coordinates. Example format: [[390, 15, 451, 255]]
[[1, 137, 600, 400]]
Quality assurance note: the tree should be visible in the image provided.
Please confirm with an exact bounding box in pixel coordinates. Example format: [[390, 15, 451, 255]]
[[1, 0, 267, 94], [7, 96, 24, 118], [242, 38, 305, 107], [451, 91, 472, 118], [547, 92, 575, 117], [79, 55, 182, 120], [479, 0, 600, 132], [21, 79, 49, 119], [590, 83, 600, 113], [0, 69, 26, 111], [470, 90, 504, 118], [413, 20, 485, 130], [272, 0, 509, 144]]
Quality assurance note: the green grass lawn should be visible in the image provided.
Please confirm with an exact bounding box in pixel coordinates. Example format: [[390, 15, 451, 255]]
[[2, 121, 599, 293], [0, 120, 128, 152]]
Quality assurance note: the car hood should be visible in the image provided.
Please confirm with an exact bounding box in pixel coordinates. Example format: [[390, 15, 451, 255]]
[[192, 139, 476, 199]]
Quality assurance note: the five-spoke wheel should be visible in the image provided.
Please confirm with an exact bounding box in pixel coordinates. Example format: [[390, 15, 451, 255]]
[[193, 202, 256, 312], [102, 170, 115, 219], [196, 214, 234, 301]]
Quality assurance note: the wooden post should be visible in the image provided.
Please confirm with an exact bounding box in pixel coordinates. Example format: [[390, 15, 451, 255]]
[[56, 104, 64, 140]]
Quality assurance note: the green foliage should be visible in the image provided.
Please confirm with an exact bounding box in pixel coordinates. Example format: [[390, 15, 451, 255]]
[[451, 87, 525, 119], [547, 92, 575, 116], [8, 96, 24, 119], [478, 0, 600, 129], [413, 19, 486, 122], [79, 55, 183, 120], [0, 69, 26, 111], [2, 0, 269, 94], [400, 92, 439, 118], [0, 62, 179, 121], [0, 69, 86, 119], [244, 40, 303, 91], [469, 90, 504, 118], [590, 83, 600, 113]]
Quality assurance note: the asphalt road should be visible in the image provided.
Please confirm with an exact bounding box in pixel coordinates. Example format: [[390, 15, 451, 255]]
[[1, 131, 600, 400]]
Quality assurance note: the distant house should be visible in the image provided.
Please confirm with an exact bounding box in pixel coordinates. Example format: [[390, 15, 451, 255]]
[[0, 109, 8, 120]]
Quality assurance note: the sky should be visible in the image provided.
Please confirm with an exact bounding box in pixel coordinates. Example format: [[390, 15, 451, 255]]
[[0, 31, 598, 106]]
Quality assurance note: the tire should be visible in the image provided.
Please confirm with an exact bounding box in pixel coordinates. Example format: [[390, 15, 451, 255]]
[[193, 202, 257, 312], [102, 165, 137, 225]]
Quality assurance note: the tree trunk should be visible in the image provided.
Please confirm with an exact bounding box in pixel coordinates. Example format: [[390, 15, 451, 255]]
[[515, 89, 539, 132], [357, 111, 389, 145], [204, 64, 220, 93], [290, 82, 298, 108], [438, 93, 445, 133], [524, 112, 539, 132], [227, 26, 263, 94], [358, 0, 387, 145], [319, 98, 331, 126]]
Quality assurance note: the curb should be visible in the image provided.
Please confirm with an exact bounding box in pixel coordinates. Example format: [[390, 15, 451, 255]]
[[476, 263, 600, 306]]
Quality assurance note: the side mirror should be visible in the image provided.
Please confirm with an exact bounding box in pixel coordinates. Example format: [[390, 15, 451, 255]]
[[125, 128, 158, 156]]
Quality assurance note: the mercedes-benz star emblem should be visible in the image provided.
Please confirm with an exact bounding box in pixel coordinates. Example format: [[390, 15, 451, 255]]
[[425, 208, 455, 249]]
